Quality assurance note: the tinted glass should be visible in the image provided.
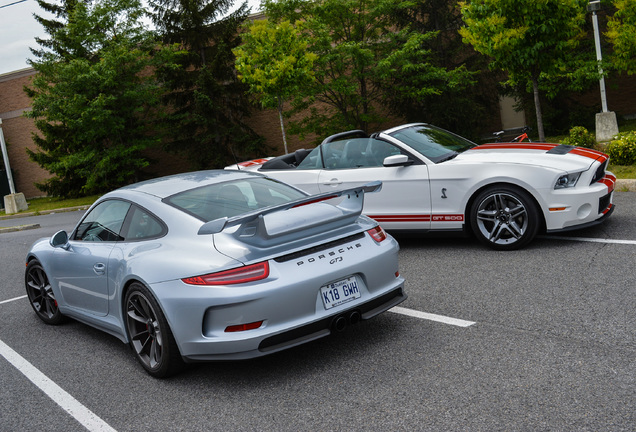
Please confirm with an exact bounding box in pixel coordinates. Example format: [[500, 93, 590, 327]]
[[388, 125, 475, 163], [122, 206, 166, 240], [74, 200, 130, 242], [298, 138, 404, 170], [336, 138, 402, 168], [165, 177, 307, 221], [296, 146, 323, 170]]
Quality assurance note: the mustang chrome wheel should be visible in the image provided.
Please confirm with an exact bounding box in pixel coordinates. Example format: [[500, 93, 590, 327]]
[[125, 283, 182, 377], [25, 260, 65, 325], [470, 186, 540, 250]]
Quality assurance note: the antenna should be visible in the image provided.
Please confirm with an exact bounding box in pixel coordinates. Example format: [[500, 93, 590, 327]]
[[230, 146, 241, 170]]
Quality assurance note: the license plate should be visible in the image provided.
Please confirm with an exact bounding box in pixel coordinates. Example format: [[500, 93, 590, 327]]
[[320, 276, 361, 310]]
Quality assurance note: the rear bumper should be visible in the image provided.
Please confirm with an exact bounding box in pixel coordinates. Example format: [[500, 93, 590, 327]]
[[181, 284, 406, 363], [258, 286, 406, 354]]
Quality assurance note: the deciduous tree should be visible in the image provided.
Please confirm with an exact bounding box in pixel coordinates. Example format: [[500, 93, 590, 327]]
[[459, 0, 595, 141], [263, 0, 469, 138], [234, 19, 317, 153], [607, 0, 636, 74]]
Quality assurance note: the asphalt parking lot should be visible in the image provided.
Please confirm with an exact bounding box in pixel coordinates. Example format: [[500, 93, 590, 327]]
[[1, 192, 634, 431]]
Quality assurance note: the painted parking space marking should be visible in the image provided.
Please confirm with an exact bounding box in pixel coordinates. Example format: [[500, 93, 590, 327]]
[[0, 298, 117, 431], [542, 235, 636, 245], [0, 339, 117, 432], [390, 306, 476, 327], [0, 294, 27, 305]]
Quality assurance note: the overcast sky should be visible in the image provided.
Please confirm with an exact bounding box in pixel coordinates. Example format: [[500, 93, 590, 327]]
[[0, 0, 261, 76]]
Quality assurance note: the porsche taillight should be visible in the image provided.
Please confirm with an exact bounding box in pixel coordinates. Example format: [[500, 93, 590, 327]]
[[182, 261, 269, 285], [367, 225, 387, 243]]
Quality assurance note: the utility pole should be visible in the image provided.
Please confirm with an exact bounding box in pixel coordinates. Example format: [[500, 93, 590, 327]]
[[587, 0, 619, 142]]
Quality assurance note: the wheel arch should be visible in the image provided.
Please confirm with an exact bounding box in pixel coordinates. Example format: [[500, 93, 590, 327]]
[[119, 277, 180, 350], [463, 181, 547, 235]]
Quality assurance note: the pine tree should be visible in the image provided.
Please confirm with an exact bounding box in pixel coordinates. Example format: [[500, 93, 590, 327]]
[[149, 0, 263, 169], [25, 0, 173, 197]]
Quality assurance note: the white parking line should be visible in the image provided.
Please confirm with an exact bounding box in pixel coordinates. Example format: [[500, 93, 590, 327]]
[[543, 235, 636, 245], [0, 339, 117, 432], [390, 306, 476, 327], [0, 295, 27, 305]]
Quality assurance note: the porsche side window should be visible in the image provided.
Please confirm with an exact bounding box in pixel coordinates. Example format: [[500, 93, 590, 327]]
[[74, 200, 130, 242], [121, 206, 166, 240]]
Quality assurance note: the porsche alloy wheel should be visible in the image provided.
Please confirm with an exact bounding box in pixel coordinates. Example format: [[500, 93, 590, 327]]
[[470, 185, 540, 251], [125, 283, 182, 378], [25, 260, 65, 325]]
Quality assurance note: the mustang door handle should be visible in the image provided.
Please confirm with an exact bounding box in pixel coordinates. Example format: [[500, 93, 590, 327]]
[[93, 263, 106, 275], [323, 178, 343, 187]]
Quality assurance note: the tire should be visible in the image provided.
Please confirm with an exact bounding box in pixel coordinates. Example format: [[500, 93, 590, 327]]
[[469, 185, 540, 251], [25, 260, 66, 325], [124, 283, 183, 378]]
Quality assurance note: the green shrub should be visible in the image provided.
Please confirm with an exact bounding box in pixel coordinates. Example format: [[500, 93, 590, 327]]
[[560, 126, 597, 148], [606, 131, 636, 165]]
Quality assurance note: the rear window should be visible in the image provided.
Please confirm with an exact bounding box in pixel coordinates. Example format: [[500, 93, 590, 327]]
[[164, 177, 307, 222]]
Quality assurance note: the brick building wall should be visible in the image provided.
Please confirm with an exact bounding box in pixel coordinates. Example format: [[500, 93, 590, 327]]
[[0, 69, 49, 198], [575, 72, 636, 120]]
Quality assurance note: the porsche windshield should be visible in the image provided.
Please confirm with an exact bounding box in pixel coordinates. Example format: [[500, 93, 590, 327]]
[[388, 124, 476, 163]]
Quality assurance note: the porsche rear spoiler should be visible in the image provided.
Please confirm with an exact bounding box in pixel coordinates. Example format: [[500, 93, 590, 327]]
[[197, 181, 381, 237]]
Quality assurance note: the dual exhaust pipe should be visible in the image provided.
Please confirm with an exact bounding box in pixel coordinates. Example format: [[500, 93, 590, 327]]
[[332, 310, 361, 333]]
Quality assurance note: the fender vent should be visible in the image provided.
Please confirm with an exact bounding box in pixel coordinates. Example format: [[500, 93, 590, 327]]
[[546, 144, 575, 155]]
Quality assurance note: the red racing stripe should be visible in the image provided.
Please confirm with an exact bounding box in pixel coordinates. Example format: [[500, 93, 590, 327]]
[[470, 143, 558, 151], [472, 143, 610, 163], [368, 214, 464, 223], [570, 148, 609, 163], [599, 173, 616, 193], [237, 158, 270, 167]]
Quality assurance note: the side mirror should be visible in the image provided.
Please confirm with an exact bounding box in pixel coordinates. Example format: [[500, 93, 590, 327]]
[[383, 154, 412, 167], [50, 230, 70, 249]]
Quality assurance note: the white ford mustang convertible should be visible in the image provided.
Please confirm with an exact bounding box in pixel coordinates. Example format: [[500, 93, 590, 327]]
[[228, 123, 616, 250]]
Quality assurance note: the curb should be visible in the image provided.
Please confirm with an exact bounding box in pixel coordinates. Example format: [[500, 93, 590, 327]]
[[0, 206, 89, 235], [0, 223, 41, 234], [615, 179, 636, 192], [0, 205, 90, 221]]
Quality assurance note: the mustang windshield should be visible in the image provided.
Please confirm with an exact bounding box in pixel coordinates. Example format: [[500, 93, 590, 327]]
[[388, 124, 476, 163]]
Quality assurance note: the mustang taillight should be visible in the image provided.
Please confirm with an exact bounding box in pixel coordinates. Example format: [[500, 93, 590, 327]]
[[182, 262, 269, 285], [367, 225, 387, 243]]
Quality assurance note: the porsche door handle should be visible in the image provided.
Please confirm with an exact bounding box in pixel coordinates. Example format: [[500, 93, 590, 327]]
[[322, 178, 342, 187], [93, 263, 106, 275]]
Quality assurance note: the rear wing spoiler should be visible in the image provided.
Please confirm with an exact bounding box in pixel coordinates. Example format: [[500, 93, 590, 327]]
[[197, 181, 382, 236]]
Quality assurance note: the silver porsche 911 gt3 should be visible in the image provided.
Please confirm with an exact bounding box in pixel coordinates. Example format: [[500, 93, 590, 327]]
[[25, 170, 406, 377]]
